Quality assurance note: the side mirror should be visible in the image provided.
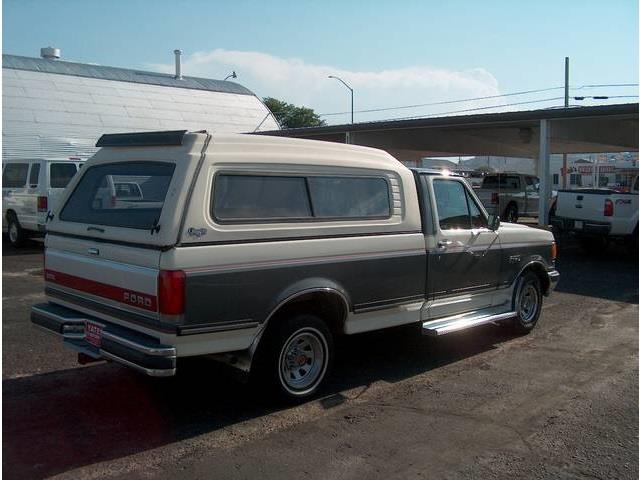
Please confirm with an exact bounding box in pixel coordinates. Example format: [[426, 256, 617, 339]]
[[488, 214, 500, 231]]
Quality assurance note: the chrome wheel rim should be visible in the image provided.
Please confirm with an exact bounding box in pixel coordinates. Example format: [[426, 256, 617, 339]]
[[9, 222, 18, 243], [278, 328, 327, 395], [519, 283, 539, 323]]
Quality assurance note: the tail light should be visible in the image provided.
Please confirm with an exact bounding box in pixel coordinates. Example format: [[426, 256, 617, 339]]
[[491, 192, 499, 204], [37, 196, 48, 212], [110, 195, 117, 208], [158, 270, 186, 315], [604, 199, 614, 217], [551, 242, 557, 263]]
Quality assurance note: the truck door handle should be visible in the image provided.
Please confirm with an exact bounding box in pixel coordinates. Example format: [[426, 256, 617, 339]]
[[437, 239, 453, 248]]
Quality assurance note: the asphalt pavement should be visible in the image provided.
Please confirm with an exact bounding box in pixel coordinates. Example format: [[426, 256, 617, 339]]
[[2, 237, 638, 480]]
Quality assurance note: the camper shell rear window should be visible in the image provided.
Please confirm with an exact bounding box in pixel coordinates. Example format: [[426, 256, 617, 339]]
[[59, 162, 175, 230]]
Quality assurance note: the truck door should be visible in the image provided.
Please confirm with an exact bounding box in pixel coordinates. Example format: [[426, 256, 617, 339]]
[[421, 175, 501, 319]]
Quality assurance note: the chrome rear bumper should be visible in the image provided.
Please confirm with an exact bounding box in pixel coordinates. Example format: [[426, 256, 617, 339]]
[[31, 302, 176, 376]]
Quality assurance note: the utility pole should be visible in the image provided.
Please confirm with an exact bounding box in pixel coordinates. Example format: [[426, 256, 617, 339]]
[[562, 57, 569, 189]]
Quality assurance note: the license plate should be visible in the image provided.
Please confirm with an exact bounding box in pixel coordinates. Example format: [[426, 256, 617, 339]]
[[85, 321, 103, 348], [575, 220, 583, 229]]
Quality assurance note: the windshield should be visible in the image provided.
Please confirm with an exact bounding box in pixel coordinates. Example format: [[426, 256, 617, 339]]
[[59, 162, 175, 229], [482, 175, 521, 189]]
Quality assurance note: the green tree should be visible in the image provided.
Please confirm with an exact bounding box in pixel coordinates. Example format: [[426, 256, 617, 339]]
[[263, 97, 327, 129]]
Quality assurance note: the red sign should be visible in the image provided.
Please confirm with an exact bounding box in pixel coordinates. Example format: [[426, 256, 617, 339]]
[[85, 321, 103, 348]]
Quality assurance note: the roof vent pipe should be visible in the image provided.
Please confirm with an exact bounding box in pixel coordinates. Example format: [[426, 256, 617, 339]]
[[41, 47, 60, 60], [174, 49, 182, 79]]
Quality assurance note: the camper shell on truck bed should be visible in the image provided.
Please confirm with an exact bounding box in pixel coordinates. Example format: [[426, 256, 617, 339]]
[[32, 131, 558, 400]]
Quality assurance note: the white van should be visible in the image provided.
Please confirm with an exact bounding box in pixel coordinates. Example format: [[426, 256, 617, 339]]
[[3, 158, 85, 246]]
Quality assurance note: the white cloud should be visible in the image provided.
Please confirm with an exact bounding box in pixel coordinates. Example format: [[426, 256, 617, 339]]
[[147, 49, 503, 124]]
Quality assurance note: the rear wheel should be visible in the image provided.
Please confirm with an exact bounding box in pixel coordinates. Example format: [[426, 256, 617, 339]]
[[252, 314, 333, 402], [504, 203, 518, 223], [509, 272, 542, 333], [7, 214, 26, 248]]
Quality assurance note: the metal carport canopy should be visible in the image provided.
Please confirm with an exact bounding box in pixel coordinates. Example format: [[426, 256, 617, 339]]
[[257, 103, 638, 226]]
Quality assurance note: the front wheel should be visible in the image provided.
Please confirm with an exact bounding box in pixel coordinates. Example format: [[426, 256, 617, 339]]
[[252, 314, 333, 402], [509, 272, 543, 333]]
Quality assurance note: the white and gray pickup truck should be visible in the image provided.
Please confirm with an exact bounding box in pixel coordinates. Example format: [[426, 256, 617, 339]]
[[476, 173, 542, 223], [31, 131, 559, 400], [551, 176, 638, 253]]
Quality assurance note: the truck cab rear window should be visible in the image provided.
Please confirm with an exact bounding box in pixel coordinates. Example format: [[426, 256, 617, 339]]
[[212, 174, 391, 222], [59, 162, 175, 229], [482, 175, 521, 189]]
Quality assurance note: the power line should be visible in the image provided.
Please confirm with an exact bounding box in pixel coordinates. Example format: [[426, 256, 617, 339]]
[[319, 82, 639, 117], [319, 86, 564, 116], [575, 83, 639, 89]]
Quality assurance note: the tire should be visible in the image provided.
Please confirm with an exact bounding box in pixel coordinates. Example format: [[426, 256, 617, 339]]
[[509, 272, 543, 334], [504, 203, 518, 223], [251, 314, 333, 402], [7, 214, 26, 248]]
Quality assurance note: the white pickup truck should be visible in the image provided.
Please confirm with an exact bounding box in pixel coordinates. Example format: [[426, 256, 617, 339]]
[[551, 176, 639, 253]]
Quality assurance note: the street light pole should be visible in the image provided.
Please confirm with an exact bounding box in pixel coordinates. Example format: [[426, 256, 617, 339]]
[[328, 75, 354, 124], [562, 57, 569, 189]]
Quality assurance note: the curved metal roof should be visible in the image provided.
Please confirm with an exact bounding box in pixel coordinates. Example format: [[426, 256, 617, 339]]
[[3, 54, 254, 96]]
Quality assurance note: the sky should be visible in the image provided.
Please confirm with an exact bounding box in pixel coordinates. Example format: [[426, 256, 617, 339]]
[[3, 0, 639, 125]]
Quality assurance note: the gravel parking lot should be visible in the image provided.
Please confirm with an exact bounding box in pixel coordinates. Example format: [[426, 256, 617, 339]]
[[3, 238, 638, 480]]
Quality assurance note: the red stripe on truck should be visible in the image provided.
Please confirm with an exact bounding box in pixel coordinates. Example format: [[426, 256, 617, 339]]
[[44, 269, 157, 312]]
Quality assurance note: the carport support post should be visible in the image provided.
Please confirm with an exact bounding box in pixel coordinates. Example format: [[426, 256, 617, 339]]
[[538, 119, 551, 226]]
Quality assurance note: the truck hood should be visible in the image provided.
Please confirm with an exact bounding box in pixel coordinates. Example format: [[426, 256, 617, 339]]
[[499, 221, 554, 244]]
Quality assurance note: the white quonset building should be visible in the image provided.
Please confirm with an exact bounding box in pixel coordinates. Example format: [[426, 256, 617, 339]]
[[2, 49, 279, 161]]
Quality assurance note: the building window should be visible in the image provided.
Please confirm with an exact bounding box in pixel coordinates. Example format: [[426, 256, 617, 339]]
[[552, 173, 559, 185], [569, 174, 582, 186]]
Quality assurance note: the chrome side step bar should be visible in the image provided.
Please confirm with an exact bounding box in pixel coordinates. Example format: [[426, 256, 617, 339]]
[[422, 310, 516, 336]]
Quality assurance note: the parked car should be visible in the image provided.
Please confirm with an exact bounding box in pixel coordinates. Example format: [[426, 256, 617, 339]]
[[2, 157, 84, 247], [31, 131, 559, 401], [476, 172, 544, 223], [551, 175, 638, 254]]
